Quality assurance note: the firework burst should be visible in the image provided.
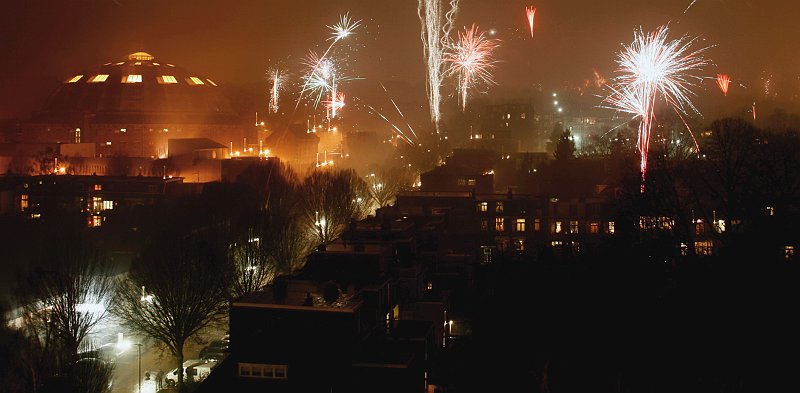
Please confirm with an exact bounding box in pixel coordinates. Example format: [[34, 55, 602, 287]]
[[526, 5, 536, 38], [328, 12, 362, 42], [324, 91, 346, 118], [418, 0, 460, 134], [444, 24, 500, 111], [603, 25, 709, 191], [716, 73, 730, 96]]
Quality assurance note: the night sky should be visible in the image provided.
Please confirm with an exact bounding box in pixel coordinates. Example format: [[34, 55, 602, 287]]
[[2, 0, 798, 125]]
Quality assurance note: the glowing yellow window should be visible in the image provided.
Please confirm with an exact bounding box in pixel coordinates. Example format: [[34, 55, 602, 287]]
[[66, 75, 83, 83], [159, 75, 178, 84], [122, 75, 142, 83], [207, 79, 218, 86], [187, 77, 205, 85], [89, 74, 109, 83]]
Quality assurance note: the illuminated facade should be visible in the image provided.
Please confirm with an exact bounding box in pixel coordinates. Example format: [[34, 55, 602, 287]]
[[18, 52, 244, 158]]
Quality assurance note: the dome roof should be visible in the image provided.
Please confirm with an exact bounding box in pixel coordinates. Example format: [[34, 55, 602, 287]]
[[35, 52, 237, 124]]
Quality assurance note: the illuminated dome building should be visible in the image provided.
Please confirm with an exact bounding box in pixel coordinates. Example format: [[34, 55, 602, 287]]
[[20, 52, 244, 158]]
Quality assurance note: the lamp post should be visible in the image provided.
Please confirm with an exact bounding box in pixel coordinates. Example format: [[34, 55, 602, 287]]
[[135, 342, 143, 393]]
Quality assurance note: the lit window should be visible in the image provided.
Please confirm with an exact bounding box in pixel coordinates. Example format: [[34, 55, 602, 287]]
[[457, 178, 466, 186], [162, 128, 169, 133], [105, 141, 112, 146], [238, 363, 287, 380], [551, 240, 562, 246], [590, 222, 599, 234], [159, 75, 178, 84], [20, 194, 28, 210], [514, 238, 525, 251], [496, 202, 504, 213], [467, 178, 476, 186], [152, 62, 160, 65], [90, 215, 102, 228], [478, 202, 488, 212], [713, 219, 726, 233], [765, 206, 775, 216], [207, 79, 218, 86], [94, 184, 102, 191], [554, 221, 562, 234], [607, 221, 615, 234], [569, 220, 579, 234], [516, 218, 526, 232], [122, 74, 142, 83], [66, 75, 83, 83], [115, 62, 125, 65], [495, 217, 504, 232], [786, 246, 795, 260], [680, 243, 689, 256], [534, 218, 541, 231], [481, 246, 493, 264], [92, 196, 103, 212], [480, 219, 488, 231], [695, 241, 713, 255], [187, 77, 205, 85], [521, 113, 526, 119], [694, 220, 704, 235], [427, 282, 433, 290], [74, 128, 81, 143], [89, 74, 109, 83], [571, 241, 581, 255], [103, 200, 114, 210], [120, 128, 127, 133]]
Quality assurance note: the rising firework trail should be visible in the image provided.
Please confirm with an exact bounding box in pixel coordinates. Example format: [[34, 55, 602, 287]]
[[752, 101, 757, 121], [444, 24, 500, 111], [268, 67, 283, 114], [716, 73, 730, 96], [603, 25, 709, 192], [418, 0, 460, 134], [379, 81, 418, 140], [526, 5, 536, 38], [361, 102, 415, 145]]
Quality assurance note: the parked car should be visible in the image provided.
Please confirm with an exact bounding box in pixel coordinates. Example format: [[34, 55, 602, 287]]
[[164, 359, 216, 384], [199, 339, 229, 361]]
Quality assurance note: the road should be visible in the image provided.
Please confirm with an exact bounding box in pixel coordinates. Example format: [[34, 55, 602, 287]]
[[109, 328, 226, 393]]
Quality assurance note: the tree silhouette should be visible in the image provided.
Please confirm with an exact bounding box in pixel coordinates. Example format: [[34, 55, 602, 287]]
[[111, 230, 231, 391], [300, 169, 371, 245]]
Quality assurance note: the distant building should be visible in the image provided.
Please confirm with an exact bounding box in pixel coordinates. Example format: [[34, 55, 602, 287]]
[[15, 52, 245, 159]]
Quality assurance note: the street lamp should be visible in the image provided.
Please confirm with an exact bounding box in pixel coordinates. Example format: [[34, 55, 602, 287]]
[[135, 342, 143, 393]]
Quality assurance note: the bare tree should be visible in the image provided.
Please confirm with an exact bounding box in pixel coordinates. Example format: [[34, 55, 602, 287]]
[[16, 238, 115, 373], [300, 169, 371, 245], [229, 235, 276, 299], [111, 231, 231, 391], [365, 165, 415, 209]]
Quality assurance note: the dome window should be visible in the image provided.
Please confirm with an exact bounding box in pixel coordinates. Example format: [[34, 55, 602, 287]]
[[66, 75, 83, 83], [89, 74, 109, 83], [158, 75, 178, 84], [122, 75, 143, 83], [206, 79, 218, 86], [187, 77, 205, 86]]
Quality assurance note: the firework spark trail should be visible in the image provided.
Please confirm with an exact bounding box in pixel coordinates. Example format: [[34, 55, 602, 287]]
[[444, 24, 500, 111], [683, 0, 698, 14], [379, 81, 418, 140], [603, 25, 709, 191], [716, 73, 730, 96], [294, 13, 361, 112], [354, 97, 414, 145], [418, 0, 460, 134], [752, 101, 757, 121], [324, 91, 346, 119], [526, 5, 536, 38], [268, 67, 283, 113]]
